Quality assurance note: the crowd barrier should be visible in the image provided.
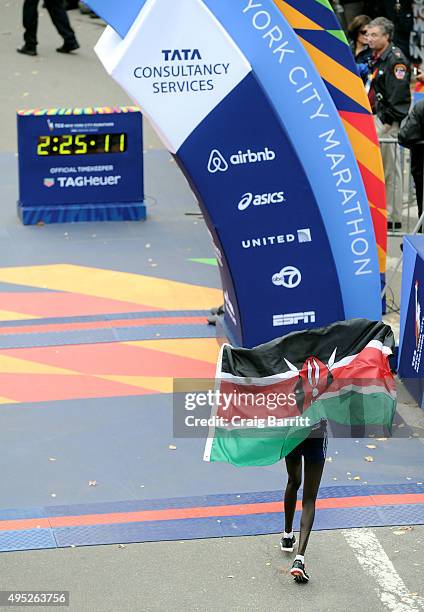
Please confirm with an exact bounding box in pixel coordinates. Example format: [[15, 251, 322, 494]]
[[378, 137, 422, 236]]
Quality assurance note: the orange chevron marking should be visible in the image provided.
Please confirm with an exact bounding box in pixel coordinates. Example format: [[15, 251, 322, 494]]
[[125, 338, 220, 364], [357, 161, 387, 215], [341, 118, 385, 185], [299, 37, 370, 112], [0, 396, 18, 404], [2, 344, 216, 378], [277, 0, 322, 30], [0, 265, 222, 311], [0, 292, 161, 319], [95, 375, 174, 394], [0, 353, 78, 375], [0, 373, 151, 403], [340, 111, 378, 144], [0, 310, 42, 322]]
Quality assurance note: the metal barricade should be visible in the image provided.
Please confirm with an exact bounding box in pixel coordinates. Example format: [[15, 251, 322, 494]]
[[378, 136, 421, 236]]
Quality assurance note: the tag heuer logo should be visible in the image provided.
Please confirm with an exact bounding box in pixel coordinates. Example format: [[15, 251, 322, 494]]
[[43, 178, 55, 188]]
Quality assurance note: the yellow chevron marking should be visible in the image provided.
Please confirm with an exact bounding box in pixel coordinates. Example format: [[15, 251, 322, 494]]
[[0, 265, 223, 311], [0, 311, 42, 322], [0, 397, 18, 404], [341, 118, 385, 185], [299, 37, 370, 112], [377, 244, 387, 271], [95, 375, 173, 394], [277, 1, 322, 30], [124, 338, 220, 364], [0, 354, 78, 375], [368, 201, 388, 219]]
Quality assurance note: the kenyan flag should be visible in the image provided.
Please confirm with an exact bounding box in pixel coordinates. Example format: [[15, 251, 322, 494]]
[[204, 319, 396, 467]]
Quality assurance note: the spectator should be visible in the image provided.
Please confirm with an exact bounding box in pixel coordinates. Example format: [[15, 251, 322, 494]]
[[347, 14, 372, 81], [398, 100, 424, 230], [382, 0, 413, 60], [340, 1, 365, 27], [17, 0, 80, 56], [367, 16, 411, 230]]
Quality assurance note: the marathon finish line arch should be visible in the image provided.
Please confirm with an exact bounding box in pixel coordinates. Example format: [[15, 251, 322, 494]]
[[88, 0, 383, 348]]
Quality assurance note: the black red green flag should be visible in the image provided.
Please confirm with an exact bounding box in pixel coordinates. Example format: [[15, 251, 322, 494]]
[[204, 319, 396, 467]]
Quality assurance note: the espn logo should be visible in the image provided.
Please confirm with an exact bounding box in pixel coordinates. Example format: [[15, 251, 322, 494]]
[[273, 311, 316, 327]]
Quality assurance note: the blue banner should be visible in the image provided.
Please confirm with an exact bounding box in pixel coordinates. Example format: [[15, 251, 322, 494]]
[[90, 0, 382, 347]]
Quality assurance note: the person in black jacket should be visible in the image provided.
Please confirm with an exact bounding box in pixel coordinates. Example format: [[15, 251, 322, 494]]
[[367, 16, 411, 229], [398, 101, 424, 230]]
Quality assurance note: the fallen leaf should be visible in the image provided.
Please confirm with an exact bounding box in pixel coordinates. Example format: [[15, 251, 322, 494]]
[[227, 575, 234, 579], [88, 480, 97, 486], [118, 544, 126, 549], [366, 444, 377, 449], [168, 444, 177, 450], [393, 526, 413, 535], [266, 562, 271, 566], [353, 476, 361, 480], [406, 477, 412, 481], [375, 438, 387, 441], [364, 456, 374, 462]]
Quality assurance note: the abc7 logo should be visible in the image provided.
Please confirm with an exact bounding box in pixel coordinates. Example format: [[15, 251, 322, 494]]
[[272, 266, 302, 289]]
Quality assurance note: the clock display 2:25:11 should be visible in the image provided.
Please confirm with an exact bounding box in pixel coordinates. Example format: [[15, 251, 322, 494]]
[[37, 133, 127, 156]]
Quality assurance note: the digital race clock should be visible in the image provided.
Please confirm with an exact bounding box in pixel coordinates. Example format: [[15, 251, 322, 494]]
[[17, 107, 145, 225], [37, 133, 128, 156]]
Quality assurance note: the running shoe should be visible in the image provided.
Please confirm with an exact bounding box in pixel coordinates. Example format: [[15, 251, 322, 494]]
[[280, 534, 296, 552], [290, 559, 309, 583]]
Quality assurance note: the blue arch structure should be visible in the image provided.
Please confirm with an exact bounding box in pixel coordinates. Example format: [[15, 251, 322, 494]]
[[87, 0, 381, 347]]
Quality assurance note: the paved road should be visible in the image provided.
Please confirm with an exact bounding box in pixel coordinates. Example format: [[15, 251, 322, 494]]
[[1, 526, 424, 611], [0, 3, 423, 611]]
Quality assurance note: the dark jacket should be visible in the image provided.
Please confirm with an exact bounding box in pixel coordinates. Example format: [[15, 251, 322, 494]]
[[398, 100, 424, 216], [398, 100, 424, 177], [370, 44, 411, 125]]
